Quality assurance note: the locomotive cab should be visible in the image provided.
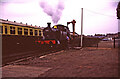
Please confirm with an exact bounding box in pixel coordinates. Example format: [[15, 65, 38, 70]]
[[52, 24, 70, 41]]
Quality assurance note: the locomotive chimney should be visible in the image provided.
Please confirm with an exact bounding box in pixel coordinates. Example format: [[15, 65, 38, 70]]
[[47, 22, 51, 28]]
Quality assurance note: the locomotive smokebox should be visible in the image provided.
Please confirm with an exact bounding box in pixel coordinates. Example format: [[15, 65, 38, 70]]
[[47, 22, 51, 28]]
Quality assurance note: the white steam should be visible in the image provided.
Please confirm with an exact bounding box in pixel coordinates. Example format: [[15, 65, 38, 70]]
[[40, 0, 64, 24]]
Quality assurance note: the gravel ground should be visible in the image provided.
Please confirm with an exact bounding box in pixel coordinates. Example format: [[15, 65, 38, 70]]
[[12, 41, 118, 77]]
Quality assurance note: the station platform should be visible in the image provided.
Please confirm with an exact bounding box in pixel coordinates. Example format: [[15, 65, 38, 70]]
[[2, 41, 119, 78]]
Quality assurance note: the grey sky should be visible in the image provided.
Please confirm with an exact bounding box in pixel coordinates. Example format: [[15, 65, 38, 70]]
[[0, 0, 119, 35]]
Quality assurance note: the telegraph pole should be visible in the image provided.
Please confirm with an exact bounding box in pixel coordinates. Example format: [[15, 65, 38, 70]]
[[81, 8, 83, 47]]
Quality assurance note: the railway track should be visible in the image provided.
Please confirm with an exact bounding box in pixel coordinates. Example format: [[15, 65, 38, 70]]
[[2, 49, 62, 67]]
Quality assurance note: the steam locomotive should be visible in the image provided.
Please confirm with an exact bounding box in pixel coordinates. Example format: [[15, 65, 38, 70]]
[[35, 23, 71, 50]]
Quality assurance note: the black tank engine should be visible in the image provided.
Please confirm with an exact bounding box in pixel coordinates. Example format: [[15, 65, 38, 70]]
[[35, 22, 71, 50], [43, 23, 70, 40]]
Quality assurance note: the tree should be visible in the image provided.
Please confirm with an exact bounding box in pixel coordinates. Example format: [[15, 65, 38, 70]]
[[117, 1, 120, 19]]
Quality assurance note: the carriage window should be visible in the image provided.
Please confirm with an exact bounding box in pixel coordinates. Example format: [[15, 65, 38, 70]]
[[5, 26, 8, 34], [18, 28, 22, 35], [35, 30, 38, 36], [24, 29, 28, 35], [0, 26, 3, 34], [10, 26, 15, 34], [39, 30, 41, 36], [30, 29, 33, 35]]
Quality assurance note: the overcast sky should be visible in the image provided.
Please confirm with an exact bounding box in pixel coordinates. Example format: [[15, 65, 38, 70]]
[[0, 0, 119, 35]]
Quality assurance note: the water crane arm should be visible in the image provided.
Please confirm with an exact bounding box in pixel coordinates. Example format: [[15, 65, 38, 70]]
[[67, 20, 76, 38]]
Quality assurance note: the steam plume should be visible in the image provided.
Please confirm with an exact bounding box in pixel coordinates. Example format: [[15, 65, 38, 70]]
[[40, 0, 64, 24]]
